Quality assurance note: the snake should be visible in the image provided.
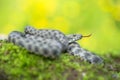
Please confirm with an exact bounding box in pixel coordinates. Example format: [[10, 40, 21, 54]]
[[8, 26, 103, 64]]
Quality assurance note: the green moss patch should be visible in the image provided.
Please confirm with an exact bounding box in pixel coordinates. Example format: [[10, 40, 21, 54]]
[[0, 41, 120, 80]]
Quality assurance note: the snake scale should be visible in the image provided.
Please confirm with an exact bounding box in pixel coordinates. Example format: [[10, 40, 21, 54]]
[[8, 26, 103, 64]]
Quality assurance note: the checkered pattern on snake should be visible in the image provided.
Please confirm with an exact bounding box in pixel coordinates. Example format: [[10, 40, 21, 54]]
[[8, 26, 103, 64]]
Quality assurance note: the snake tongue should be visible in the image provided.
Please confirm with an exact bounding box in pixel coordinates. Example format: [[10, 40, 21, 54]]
[[82, 34, 92, 38], [67, 33, 92, 43]]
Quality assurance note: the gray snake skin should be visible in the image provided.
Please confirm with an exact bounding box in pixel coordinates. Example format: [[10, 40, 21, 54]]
[[8, 26, 103, 64]]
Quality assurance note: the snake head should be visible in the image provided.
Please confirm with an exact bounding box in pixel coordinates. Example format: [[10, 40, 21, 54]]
[[66, 34, 82, 43], [67, 34, 92, 43]]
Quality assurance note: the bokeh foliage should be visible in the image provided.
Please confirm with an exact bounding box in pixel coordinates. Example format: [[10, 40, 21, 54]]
[[0, 0, 120, 54], [0, 41, 120, 80]]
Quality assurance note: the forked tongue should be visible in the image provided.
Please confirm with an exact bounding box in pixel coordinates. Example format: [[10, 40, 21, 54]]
[[82, 34, 92, 38]]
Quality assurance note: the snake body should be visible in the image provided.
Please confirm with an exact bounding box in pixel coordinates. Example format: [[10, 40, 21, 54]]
[[8, 26, 103, 64]]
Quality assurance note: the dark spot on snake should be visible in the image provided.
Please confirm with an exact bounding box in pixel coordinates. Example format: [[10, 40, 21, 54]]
[[12, 34, 16, 37], [40, 35, 44, 38], [27, 44, 32, 50], [43, 48, 48, 55], [68, 46, 75, 51], [45, 29, 48, 32], [39, 43, 43, 47], [34, 46, 39, 52], [63, 36, 66, 39], [37, 40, 41, 42], [34, 36, 38, 39], [74, 49, 81, 54], [92, 56, 102, 64], [18, 41, 24, 47], [44, 33, 49, 38], [33, 41, 37, 44], [52, 49, 59, 56], [84, 52, 91, 57], [54, 32, 57, 35], [37, 34, 40, 36], [43, 41, 47, 44], [29, 29, 32, 32], [8, 36, 11, 42], [26, 39, 30, 43], [48, 31, 51, 35], [48, 45, 53, 48], [12, 38, 16, 44], [70, 52, 74, 55], [17, 37, 20, 39]]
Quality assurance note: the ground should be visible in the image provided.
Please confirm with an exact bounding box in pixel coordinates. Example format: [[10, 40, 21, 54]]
[[0, 41, 120, 80]]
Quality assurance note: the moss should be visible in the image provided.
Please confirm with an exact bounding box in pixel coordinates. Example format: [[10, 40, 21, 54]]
[[0, 41, 120, 80]]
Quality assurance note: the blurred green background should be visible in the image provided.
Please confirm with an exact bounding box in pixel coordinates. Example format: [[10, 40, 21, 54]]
[[0, 0, 120, 54]]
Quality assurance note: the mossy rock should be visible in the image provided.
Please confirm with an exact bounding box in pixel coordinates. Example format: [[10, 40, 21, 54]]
[[0, 41, 120, 80]]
